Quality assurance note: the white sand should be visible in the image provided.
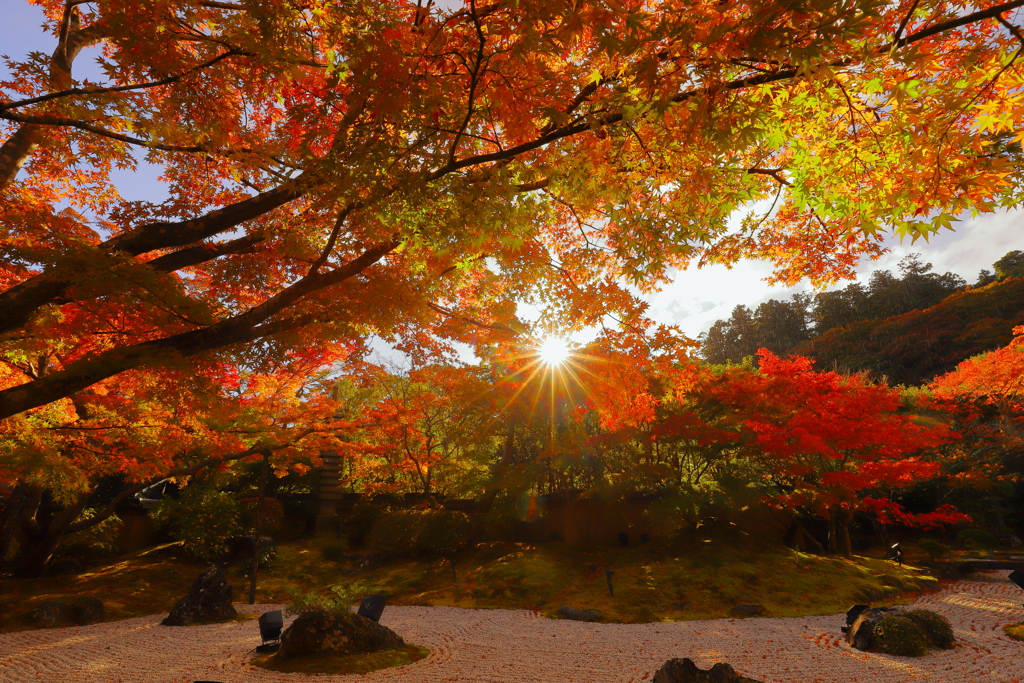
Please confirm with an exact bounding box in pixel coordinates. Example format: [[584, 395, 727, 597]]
[[1, 572, 1022, 683]]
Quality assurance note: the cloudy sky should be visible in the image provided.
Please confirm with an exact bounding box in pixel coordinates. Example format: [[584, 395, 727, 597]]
[[4, 3, 1021, 346]]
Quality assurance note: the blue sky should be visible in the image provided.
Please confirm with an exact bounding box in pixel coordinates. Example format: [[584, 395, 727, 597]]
[[3, 2, 1021, 344]]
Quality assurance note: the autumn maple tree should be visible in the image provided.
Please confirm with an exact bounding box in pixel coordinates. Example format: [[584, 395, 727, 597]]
[[927, 326, 1024, 542], [615, 350, 962, 555], [3, 0, 1024, 569]]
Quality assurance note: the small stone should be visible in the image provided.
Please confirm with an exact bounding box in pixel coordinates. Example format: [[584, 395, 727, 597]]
[[730, 604, 766, 617], [557, 605, 602, 621]]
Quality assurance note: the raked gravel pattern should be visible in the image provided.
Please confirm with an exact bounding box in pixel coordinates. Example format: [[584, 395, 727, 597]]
[[1, 572, 1022, 683]]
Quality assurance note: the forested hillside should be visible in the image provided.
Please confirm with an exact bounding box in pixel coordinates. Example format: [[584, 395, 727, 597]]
[[700, 251, 1024, 385]]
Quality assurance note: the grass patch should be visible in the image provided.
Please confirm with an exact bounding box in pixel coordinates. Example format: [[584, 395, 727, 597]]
[[0, 536, 942, 631], [251, 645, 429, 675], [1004, 623, 1024, 641]]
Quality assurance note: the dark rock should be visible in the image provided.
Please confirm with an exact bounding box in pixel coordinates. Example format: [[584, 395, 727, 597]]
[[672, 602, 691, 610], [27, 601, 74, 628], [277, 610, 405, 659], [730, 604, 766, 618], [161, 566, 237, 626], [652, 657, 763, 683], [557, 605, 602, 621], [845, 607, 898, 650], [356, 594, 386, 622], [72, 597, 104, 625]]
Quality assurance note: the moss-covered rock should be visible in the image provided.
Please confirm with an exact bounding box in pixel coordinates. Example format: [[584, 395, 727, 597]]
[[873, 614, 930, 657], [904, 609, 955, 649]]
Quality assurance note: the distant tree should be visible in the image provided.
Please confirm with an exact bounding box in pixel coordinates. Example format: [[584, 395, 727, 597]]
[[994, 250, 1024, 280]]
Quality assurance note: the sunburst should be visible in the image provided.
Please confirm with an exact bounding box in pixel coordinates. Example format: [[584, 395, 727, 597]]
[[537, 336, 571, 367]]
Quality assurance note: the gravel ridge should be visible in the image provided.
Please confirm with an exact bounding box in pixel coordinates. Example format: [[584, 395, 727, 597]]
[[0, 572, 1021, 683]]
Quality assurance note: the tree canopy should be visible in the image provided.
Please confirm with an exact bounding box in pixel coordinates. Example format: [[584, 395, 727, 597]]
[[4, 0, 1024, 422]]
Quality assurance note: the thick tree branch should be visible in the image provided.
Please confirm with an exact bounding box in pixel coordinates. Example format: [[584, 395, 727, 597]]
[[0, 180, 304, 335], [0, 240, 399, 419]]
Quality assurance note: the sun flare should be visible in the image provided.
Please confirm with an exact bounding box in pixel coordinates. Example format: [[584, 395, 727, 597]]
[[538, 337, 571, 367]]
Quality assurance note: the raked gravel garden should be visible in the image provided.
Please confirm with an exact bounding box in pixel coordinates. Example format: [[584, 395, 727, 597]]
[[0, 572, 1022, 683]]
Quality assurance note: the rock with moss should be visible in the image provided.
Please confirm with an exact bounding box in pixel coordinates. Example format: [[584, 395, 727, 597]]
[[278, 610, 405, 659], [873, 614, 930, 657], [846, 606, 954, 656], [652, 657, 762, 683], [903, 609, 955, 649]]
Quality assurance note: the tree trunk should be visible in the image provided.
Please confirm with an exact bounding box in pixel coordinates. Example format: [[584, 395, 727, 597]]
[[13, 489, 87, 576], [792, 518, 825, 554], [837, 507, 854, 557], [826, 510, 838, 553], [0, 483, 29, 566]]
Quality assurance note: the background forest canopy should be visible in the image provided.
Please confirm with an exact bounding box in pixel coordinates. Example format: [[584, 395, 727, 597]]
[[3, 0, 1024, 571], [700, 250, 1024, 385]]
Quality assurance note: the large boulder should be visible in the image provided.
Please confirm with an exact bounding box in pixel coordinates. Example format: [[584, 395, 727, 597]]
[[277, 610, 405, 659], [27, 601, 75, 628], [653, 658, 763, 683], [161, 566, 237, 626], [845, 607, 898, 650]]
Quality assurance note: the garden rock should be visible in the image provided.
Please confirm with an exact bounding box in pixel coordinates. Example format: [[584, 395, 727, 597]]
[[27, 601, 74, 628], [730, 604, 766, 617], [72, 597, 104, 625], [652, 657, 763, 683], [161, 566, 237, 626], [277, 610, 405, 658], [557, 606, 602, 621], [845, 607, 898, 650]]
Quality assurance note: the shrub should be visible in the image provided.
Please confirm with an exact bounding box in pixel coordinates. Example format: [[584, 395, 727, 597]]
[[345, 500, 392, 547], [367, 509, 472, 558], [286, 583, 379, 616], [904, 609, 955, 649], [873, 614, 930, 657], [321, 539, 350, 562], [917, 539, 951, 560], [150, 486, 240, 561], [956, 528, 1000, 550]]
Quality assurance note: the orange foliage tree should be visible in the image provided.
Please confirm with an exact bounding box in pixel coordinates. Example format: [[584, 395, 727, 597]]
[[641, 351, 962, 554], [929, 326, 1024, 543], [4, 1, 1024, 566]]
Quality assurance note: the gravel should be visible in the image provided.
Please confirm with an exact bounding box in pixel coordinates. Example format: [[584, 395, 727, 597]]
[[1, 572, 1022, 683]]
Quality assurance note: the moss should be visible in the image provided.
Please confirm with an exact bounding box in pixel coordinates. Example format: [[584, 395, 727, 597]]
[[904, 609, 955, 649], [252, 644, 429, 675], [1004, 623, 1024, 641], [873, 614, 930, 657]]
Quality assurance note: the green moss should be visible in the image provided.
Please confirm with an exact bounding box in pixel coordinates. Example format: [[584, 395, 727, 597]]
[[252, 645, 429, 675], [874, 614, 930, 657], [904, 609, 955, 649], [1004, 623, 1024, 641]]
